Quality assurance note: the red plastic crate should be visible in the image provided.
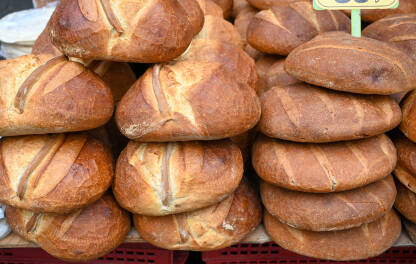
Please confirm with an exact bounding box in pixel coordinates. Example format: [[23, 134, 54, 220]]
[[0, 243, 188, 264], [202, 243, 416, 264]]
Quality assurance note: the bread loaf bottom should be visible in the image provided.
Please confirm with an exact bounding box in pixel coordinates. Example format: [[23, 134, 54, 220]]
[[134, 179, 262, 250], [264, 209, 401, 261], [6, 193, 130, 262]]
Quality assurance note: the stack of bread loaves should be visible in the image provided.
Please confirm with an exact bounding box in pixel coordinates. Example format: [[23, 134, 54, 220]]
[[252, 19, 416, 258], [0, 0, 263, 261]]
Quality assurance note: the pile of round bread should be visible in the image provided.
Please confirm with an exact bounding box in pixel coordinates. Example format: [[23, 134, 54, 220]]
[[234, 0, 416, 261], [0, 0, 264, 261]]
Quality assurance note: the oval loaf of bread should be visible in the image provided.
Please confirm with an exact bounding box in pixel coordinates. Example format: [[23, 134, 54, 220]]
[[394, 181, 416, 223], [392, 132, 416, 193], [400, 90, 416, 143]]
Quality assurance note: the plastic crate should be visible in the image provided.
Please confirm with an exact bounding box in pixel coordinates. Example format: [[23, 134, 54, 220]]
[[202, 243, 416, 264], [0, 243, 188, 264]]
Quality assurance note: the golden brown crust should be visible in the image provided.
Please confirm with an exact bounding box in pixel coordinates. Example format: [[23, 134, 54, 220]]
[[261, 176, 396, 231], [400, 90, 416, 143], [0, 133, 113, 213], [348, 0, 416, 23], [6, 193, 130, 262], [234, 6, 263, 59], [196, 0, 224, 17], [391, 132, 416, 193], [247, 2, 350, 55], [264, 209, 401, 261], [233, 0, 251, 17], [394, 180, 416, 223], [115, 61, 261, 142], [0, 54, 113, 136], [285, 32, 416, 95], [32, 25, 62, 56], [403, 218, 416, 242], [363, 14, 416, 61], [114, 140, 243, 216], [259, 84, 402, 142], [247, 0, 306, 9], [252, 134, 397, 193], [49, 0, 196, 63], [211, 0, 233, 18], [177, 0, 205, 36], [133, 179, 262, 250]]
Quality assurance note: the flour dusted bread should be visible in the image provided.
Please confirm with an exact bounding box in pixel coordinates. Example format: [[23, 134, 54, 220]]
[[285, 32, 416, 95], [0, 133, 113, 213], [134, 179, 262, 250], [363, 14, 416, 60], [247, 1, 350, 55], [400, 90, 416, 143], [392, 132, 416, 193], [261, 176, 396, 231], [259, 84, 402, 142], [394, 181, 416, 223], [49, 0, 200, 63], [0, 54, 113, 136], [264, 209, 401, 261], [114, 140, 243, 216], [252, 134, 397, 193], [116, 61, 261, 142], [6, 193, 130, 262]]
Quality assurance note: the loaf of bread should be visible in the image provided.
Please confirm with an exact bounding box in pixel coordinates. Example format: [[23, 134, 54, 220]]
[[247, 2, 350, 55], [196, 0, 224, 17], [363, 14, 416, 61], [134, 179, 262, 250], [264, 209, 401, 261], [400, 90, 416, 143], [114, 140, 243, 216], [285, 32, 416, 95], [234, 6, 263, 59], [178, 0, 205, 35], [259, 84, 402, 142], [32, 25, 61, 56], [404, 219, 416, 243], [394, 181, 416, 223], [261, 176, 396, 231], [49, 0, 201, 63], [392, 132, 416, 193], [252, 134, 397, 193], [256, 56, 299, 95], [211, 0, 233, 18], [116, 61, 261, 142], [0, 133, 113, 213], [6, 193, 130, 262], [247, 0, 306, 9], [0, 54, 113, 136]]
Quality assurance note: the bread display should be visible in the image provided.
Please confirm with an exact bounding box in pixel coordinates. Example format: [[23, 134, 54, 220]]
[[6, 193, 130, 262], [49, 0, 201, 63], [247, 2, 350, 55], [259, 84, 402, 142], [0, 54, 113, 136], [256, 56, 299, 95], [394, 181, 416, 223], [392, 132, 416, 193], [116, 61, 261, 142], [261, 176, 396, 231], [0, 133, 113, 213], [114, 140, 243, 216], [252, 134, 397, 193], [134, 180, 262, 250], [404, 219, 416, 243], [264, 209, 401, 261], [363, 14, 416, 60], [285, 32, 416, 95], [400, 90, 416, 143]]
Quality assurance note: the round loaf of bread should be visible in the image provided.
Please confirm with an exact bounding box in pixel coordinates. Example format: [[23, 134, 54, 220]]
[[114, 140, 243, 216], [256, 56, 299, 96], [394, 181, 416, 223], [49, 0, 200, 63], [247, 2, 350, 55], [261, 176, 396, 231], [177, 0, 205, 36], [363, 14, 416, 61], [197, 0, 224, 17], [392, 132, 416, 193], [6, 193, 130, 262], [349, 0, 416, 23], [252, 134, 397, 193], [116, 61, 261, 142], [285, 32, 416, 95], [247, 0, 305, 10], [400, 90, 416, 143], [0, 54, 113, 136], [259, 84, 402, 142], [264, 209, 401, 261], [0, 133, 113, 213], [134, 179, 262, 250], [403, 219, 416, 243]]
